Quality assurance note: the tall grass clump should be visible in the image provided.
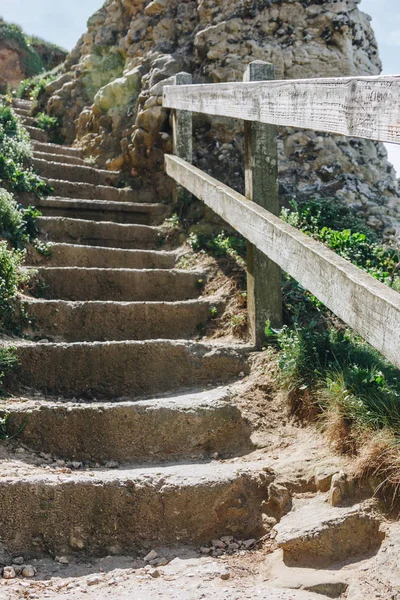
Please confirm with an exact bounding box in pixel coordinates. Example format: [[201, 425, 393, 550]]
[[276, 197, 400, 499]]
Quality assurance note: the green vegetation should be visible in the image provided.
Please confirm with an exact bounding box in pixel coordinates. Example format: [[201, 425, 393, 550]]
[[273, 196, 400, 494], [281, 198, 399, 291], [0, 348, 18, 398], [16, 67, 62, 101], [0, 100, 52, 197], [0, 99, 44, 350], [35, 112, 63, 144], [188, 230, 246, 262], [0, 189, 40, 248]]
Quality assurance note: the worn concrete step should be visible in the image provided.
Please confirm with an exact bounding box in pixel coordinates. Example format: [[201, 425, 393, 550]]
[[0, 461, 270, 556], [21, 298, 218, 341], [26, 243, 177, 269], [5, 339, 249, 398], [273, 497, 384, 568], [11, 98, 32, 110], [37, 217, 161, 249], [20, 115, 36, 126], [33, 141, 82, 158], [33, 196, 169, 225], [33, 150, 86, 166], [32, 158, 119, 186], [24, 125, 48, 142], [45, 178, 155, 203], [13, 107, 31, 117], [3, 388, 252, 463], [30, 267, 205, 302]]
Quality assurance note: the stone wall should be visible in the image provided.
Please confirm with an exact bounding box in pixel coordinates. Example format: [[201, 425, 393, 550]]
[[42, 0, 400, 239]]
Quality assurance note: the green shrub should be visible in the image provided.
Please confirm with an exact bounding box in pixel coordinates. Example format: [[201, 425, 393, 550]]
[[35, 112, 63, 144], [0, 101, 52, 197], [0, 348, 19, 397], [188, 230, 246, 261], [0, 241, 27, 325], [16, 69, 59, 101]]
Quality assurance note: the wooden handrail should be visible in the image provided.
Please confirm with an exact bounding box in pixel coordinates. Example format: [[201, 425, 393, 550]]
[[164, 74, 400, 144], [164, 64, 400, 364], [166, 155, 400, 368]]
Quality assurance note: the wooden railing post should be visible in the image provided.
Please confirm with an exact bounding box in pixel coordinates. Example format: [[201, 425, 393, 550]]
[[172, 72, 193, 208], [244, 61, 283, 348]]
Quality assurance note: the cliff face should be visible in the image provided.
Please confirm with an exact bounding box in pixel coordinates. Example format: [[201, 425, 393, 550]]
[[42, 0, 400, 239], [0, 20, 67, 93]]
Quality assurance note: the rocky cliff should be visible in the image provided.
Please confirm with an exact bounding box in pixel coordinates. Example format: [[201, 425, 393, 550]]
[[41, 0, 400, 240], [0, 19, 66, 92]]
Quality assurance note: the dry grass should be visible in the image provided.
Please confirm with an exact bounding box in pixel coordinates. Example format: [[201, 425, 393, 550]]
[[352, 430, 400, 506]]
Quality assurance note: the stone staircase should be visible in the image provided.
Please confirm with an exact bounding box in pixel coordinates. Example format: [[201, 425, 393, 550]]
[[1, 99, 271, 558]]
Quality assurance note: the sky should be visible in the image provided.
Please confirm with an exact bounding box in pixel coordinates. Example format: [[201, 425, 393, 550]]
[[0, 0, 102, 51], [0, 0, 399, 172]]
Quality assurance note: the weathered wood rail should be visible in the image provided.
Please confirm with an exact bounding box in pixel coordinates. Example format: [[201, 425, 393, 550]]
[[163, 63, 400, 368]]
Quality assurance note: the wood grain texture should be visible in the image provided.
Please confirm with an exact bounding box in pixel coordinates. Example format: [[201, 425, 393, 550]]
[[172, 72, 193, 207], [244, 62, 282, 346], [164, 75, 400, 143], [165, 155, 400, 368]]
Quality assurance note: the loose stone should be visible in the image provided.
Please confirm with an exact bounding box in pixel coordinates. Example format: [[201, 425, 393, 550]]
[[144, 550, 158, 562], [22, 566, 36, 578], [3, 566, 16, 579]]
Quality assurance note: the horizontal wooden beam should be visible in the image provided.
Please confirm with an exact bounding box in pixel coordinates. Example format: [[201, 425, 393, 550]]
[[165, 155, 400, 368], [163, 75, 400, 144]]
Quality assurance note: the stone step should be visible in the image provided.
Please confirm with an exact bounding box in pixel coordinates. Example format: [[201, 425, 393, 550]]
[[33, 150, 87, 166], [45, 178, 155, 203], [37, 217, 161, 249], [26, 243, 177, 269], [273, 497, 384, 568], [5, 340, 249, 398], [30, 267, 205, 302], [24, 125, 48, 143], [21, 298, 219, 341], [3, 388, 252, 463], [11, 98, 32, 109], [20, 114, 36, 126], [33, 141, 82, 158], [13, 107, 30, 117], [32, 158, 119, 186], [33, 197, 169, 226], [0, 461, 270, 556]]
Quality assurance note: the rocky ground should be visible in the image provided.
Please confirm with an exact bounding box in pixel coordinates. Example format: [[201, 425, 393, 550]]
[[0, 354, 398, 599]]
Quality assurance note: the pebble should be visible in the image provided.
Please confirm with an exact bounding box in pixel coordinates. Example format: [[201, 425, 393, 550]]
[[149, 568, 160, 578], [105, 461, 119, 469], [220, 570, 230, 581], [72, 461, 82, 470], [200, 547, 211, 555], [3, 566, 16, 579], [220, 536, 234, 543], [243, 539, 256, 549], [144, 550, 158, 562], [13, 556, 24, 565], [56, 556, 70, 564], [212, 539, 225, 549], [87, 576, 103, 586], [22, 566, 36, 578]]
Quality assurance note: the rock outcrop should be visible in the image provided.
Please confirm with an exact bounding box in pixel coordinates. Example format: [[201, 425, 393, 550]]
[[41, 0, 400, 239], [0, 19, 66, 92]]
